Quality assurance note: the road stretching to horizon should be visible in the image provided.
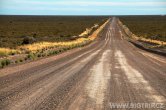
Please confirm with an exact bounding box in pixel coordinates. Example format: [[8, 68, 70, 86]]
[[0, 17, 166, 110]]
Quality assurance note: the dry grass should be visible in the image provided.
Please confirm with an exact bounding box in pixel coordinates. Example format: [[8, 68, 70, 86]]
[[0, 19, 109, 57], [18, 19, 109, 53], [0, 48, 20, 57], [18, 38, 89, 53], [132, 35, 166, 45], [0, 19, 109, 68]]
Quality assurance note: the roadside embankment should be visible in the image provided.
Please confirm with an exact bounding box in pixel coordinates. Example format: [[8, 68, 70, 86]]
[[118, 19, 166, 57]]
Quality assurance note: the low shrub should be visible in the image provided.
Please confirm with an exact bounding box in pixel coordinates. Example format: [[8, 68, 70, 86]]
[[27, 53, 36, 60], [0, 62, 2, 68], [37, 54, 42, 58], [19, 59, 23, 62], [42, 53, 47, 57], [24, 57, 28, 61], [0, 59, 11, 68], [22, 36, 36, 44]]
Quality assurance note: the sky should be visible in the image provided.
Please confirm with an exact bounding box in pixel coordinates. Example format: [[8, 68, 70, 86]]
[[0, 0, 166, 15]]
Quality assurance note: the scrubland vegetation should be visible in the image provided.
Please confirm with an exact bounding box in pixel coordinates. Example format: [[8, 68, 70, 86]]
[[0, 16, 108, 68], [0, 16, 107, 48], [119, 16, 166, 42]]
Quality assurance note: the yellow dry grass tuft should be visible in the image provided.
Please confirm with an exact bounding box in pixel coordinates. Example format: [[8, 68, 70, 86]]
[[18, 38, 89, 52], [0, 48, 20, 56], [132, 35, 166, 46]]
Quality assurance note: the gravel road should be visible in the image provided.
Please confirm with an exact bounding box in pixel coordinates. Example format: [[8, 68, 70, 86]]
[[0, 17, 165, 110]]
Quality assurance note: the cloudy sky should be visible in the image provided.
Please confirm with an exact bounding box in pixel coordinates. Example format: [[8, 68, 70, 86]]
[[0, 0, 166, 15]]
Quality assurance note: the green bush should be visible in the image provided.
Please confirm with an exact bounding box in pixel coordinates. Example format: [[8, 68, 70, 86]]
[[6, 59, 11, 65], [19, 59, 23, 62], [41, 53, 46, 57], [37, 54, 42, 58], [52, 50, 58, 55], [24, 57, 28, 61], [0, 59, 11, 68], [0, 62, 2, 68], [27, 53, 36, 60], [22, 36, 36, 44]]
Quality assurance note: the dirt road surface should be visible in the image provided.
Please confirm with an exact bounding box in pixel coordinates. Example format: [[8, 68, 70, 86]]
[[0, 17, 166, 110]]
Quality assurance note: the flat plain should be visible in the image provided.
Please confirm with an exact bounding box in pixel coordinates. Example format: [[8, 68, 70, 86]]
[[0, 16, 107, 48], [119, 15, 166, 41]]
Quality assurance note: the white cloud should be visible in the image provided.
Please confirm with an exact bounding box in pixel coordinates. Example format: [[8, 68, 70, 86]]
[[9, 0, 166, 7], [8, 6, 100, 11]]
